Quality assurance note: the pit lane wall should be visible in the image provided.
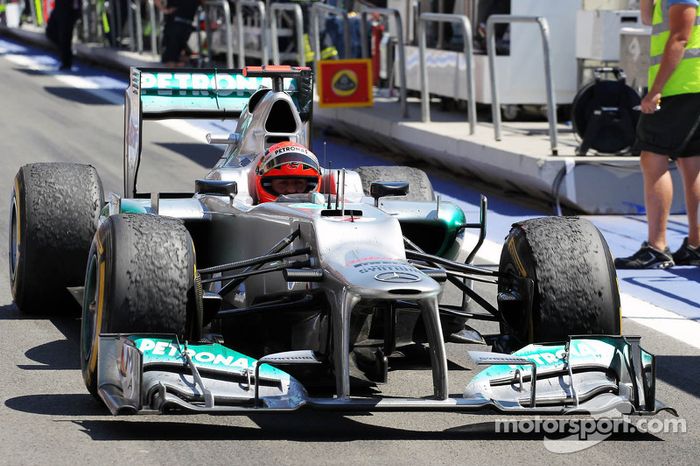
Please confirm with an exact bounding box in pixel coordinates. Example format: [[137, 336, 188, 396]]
[[313, 99, 686, 215]]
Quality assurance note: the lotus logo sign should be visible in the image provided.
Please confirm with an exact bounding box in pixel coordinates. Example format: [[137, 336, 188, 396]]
[[374, 271, 421, 283]]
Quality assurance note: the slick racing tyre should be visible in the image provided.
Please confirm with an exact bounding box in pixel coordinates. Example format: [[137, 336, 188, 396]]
[[10, 163, 103, 314], [80, 214, 201, 396], [498, 216, 621, 346], [356, 166, 435, 201]]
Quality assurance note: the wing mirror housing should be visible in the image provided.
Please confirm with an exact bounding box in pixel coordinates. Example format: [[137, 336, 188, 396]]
[[369, 181, 409, 207], [195, 179, 238, 197]]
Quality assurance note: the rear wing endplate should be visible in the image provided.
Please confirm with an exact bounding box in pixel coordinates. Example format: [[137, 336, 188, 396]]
[[123, 66, 313, 197]]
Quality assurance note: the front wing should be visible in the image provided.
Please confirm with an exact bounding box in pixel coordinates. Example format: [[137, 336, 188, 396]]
[[97, 334, 676, 417]]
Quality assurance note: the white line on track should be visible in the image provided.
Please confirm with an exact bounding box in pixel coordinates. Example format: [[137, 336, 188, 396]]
[[6, 43, 700, 349]]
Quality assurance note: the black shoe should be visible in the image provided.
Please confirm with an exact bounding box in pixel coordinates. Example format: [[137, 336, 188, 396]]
[[614, 242, 675, 269], [672, 237, 700, 266]]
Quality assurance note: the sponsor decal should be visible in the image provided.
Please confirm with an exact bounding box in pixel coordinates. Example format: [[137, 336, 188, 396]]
[[374, 271, 421, 283], [351, 259, 419, 275], [132, 337, 289, 381], [331, 69, 358, 97], [139, 72, 293, 97], [317, 59, 373, 108], [470, 338, 653, 383], [271, 143, 311, 158]]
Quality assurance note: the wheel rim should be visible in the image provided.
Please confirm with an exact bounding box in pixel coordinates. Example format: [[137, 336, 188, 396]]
[[8, 193, 19, 284], [81, 253, 99, 363]]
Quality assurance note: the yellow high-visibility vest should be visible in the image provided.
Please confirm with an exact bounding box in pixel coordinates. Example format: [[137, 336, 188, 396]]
[[649, 0, 700, 96]]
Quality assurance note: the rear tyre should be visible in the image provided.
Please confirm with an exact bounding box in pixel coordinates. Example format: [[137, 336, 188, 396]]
[[498, 216, 621, 346], [356, 166, 435, 202], [80, 214, 200, 396], [10, 163, 103, 314]]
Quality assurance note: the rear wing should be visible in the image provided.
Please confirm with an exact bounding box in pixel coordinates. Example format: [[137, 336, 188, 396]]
[[123, 66, 313, 197]]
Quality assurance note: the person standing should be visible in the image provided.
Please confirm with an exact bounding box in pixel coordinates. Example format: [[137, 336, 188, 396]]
[[155, 0, 199, 67], [615, 0, 700, 269], [45, 0, 81, 70]]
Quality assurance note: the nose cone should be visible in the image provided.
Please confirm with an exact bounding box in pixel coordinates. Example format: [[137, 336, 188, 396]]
[[328, 254, 442, 299]]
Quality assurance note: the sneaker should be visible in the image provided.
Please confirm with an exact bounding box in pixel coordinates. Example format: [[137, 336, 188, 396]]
[[614, 242, 675, 269], [672, 237, 700, 266]]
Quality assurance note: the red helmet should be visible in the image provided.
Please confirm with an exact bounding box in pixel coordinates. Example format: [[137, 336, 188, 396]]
[[253, 142, 321, 203]]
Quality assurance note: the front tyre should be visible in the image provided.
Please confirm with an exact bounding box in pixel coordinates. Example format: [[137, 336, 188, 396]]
[[80, 214, 201, 396], [10, 163, 103, 314], [498, 216, 621, 346]]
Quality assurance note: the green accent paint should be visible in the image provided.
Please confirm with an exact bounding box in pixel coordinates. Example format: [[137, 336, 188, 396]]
[[436, 203, 466, 257], [131, 337, 291, 382], [470, 337, 650, 384], [120, 199, 149, 214]]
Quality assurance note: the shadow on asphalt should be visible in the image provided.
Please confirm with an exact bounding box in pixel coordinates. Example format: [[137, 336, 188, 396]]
[[155, 143, 223, 169], [5, 394, 105, 416], [64, 416, 661, 442], [656, 355, 700, 400], [0, 303, 81, 370], [43, 86, 118, 106], [18, 338, 80, 370]]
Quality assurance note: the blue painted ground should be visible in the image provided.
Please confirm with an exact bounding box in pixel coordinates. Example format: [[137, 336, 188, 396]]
[[3, 36, 698, 322]]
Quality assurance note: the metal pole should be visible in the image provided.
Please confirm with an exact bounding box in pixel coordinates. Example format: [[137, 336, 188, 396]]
[[115, 0, 123, 48], [486, 16, 500, 140], [133, 0, 144, 53], [195, 6, 203, 66], [359, 8, 407, 118], [419, 15, 428, 122], [360, 11, 368, 59], [146, 0, 157, 58], [342, 12, 350, 58], [126, 0, 135, 51], [394, 11, 408, 118], [270, 3, 280, 64], [204, 3, 213, 65], [487, 15, 558, 154], [419, 13, 476, 134], [234, 0, 245, 67], [292, 3, 304, 66], [254, 0, 268, 65], [81, 0, 90, 41], [270, 3, 304, 66], [537, 17, 559, 155]]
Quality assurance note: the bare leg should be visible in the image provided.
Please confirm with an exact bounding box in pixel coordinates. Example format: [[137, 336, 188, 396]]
[[676, 156, 700, 247], [641, 151, 673, 250]]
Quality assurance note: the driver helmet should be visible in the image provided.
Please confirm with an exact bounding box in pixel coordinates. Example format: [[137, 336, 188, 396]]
[[253, 142, 321, 203]]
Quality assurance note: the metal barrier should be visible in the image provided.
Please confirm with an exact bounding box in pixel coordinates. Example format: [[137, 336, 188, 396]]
[[146, 0, 159, 57], [359, 7, 407, 118], [235, 0, 268, 66], [203, 0, 234, 68], [310, 2, 350, 63], [269, 2, 304, 66], [126, 0, 139, 52], [418, 12, 476, 135], [487, 15, 558, 155], [81, 0, 91, 41]]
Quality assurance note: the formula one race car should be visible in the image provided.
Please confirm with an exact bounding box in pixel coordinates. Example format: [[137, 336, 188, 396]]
[[9, 66, 673, 417]]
